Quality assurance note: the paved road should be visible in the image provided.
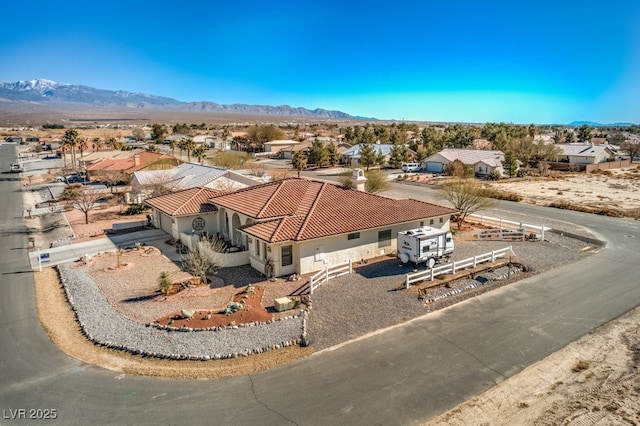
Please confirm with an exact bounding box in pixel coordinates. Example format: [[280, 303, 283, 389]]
[[2, 146, 640, 424]]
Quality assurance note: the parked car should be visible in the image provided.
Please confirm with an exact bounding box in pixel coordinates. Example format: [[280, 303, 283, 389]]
[[9, 163, 23, 173], [401, 162, 422, 172]]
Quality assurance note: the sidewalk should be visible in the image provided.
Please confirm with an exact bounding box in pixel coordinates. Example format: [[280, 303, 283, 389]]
[[29, 229, 180, 270]]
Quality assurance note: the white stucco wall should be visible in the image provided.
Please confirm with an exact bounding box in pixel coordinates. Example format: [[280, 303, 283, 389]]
[[297, 217, 451, 275]]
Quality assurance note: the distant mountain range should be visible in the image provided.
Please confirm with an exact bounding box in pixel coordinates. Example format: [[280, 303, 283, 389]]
[[568, 120, 634, 127], [0, 79, 356, 119]]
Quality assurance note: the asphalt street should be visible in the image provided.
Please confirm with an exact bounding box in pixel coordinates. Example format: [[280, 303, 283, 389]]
[[1, 143, 639, 425]]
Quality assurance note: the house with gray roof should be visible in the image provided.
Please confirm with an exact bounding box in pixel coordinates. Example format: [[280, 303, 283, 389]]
[[130, 163, 260, 203], [424, 149, 506, 176], [554, 143, 615, 164]]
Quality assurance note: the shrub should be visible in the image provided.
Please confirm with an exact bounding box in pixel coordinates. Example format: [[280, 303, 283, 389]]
[[122, 203, 146, 215], [158, 271, 172, 295], [487, 170, 501, 181]]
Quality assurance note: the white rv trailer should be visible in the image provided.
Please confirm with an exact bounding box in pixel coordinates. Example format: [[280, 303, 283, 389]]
[[397, 226, 454, 268]]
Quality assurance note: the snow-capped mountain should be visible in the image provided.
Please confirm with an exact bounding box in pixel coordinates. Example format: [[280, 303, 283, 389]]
[[0, 79, 355, 119]]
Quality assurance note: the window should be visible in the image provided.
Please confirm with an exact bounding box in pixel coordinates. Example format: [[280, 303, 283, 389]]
[[255, 239, 260, 257], [281, 245, 293, 266], [430, 219, 434, 225], [348, 232, 360, 240], [439, 217, 444, 223], [378, 229, 391, 248], [420, 221, 424, 227]]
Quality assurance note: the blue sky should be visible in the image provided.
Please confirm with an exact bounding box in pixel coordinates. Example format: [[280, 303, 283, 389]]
[[1, 1, 639, 124]]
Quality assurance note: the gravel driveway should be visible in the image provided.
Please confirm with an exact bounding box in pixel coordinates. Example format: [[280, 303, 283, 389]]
[[307, 232, 596, 350]]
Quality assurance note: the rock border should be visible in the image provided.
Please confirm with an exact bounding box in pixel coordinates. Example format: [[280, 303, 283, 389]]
[[57, 263, 306, 360]]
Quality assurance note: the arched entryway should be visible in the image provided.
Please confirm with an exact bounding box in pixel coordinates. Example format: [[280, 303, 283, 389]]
[[231, 213, 241, 247]]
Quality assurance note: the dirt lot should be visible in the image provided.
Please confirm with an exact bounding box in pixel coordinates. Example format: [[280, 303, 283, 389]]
[[486, 166, 640, 217]]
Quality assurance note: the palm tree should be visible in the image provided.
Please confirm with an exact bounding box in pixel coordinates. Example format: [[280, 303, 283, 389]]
[[221, 127, 230, 152], [78, 138, 88, 158], [183, 137, 196, 162], [93, 137, 103, 152], [192, 146, 206, 164], [177, 139, 186, 160], [291, 150, 307, 178], [169, 139, 177, 157], [61, 129, 79, 170]]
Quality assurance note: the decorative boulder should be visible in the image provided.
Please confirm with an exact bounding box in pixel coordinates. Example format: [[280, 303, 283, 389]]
[[180, 309, 195, 319]]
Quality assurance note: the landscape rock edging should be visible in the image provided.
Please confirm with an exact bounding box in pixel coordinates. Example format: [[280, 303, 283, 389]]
[[56, 263, 304, 360]]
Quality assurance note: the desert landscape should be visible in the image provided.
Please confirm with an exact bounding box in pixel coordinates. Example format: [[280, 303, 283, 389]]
[[25, 164, 640, 424]]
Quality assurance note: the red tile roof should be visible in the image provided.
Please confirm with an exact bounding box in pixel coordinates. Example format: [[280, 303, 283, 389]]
[[84, 151, 175, 173], [211, 178, 457, 242], [145, 187, 223, 216]]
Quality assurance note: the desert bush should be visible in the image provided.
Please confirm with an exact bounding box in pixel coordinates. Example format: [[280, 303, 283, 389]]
[[487, 170, 501, 181], [122, 203, 147, 215], [158, 271, 172, 295], [484, 188, 523, 202], [572, 360, 590, 372]]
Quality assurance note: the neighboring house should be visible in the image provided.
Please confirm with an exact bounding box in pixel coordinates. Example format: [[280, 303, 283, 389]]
[[341, 143, 416, 168], [162, 134, 188, 145], [280, 140, 351, 160], [263, 140, 299, 155], [84, 151, 179, 183], [554, 143, 615, 164], [145, 172, 456, 278], [130, 163, 259, 203], [424, 149, 505, 176], [193, 134, 219, 148]]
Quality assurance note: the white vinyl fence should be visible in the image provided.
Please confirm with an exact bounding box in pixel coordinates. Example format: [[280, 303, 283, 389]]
[[405, 246, 512, 289], [309, 260, 353, 294], [468, 214, 550, 239]]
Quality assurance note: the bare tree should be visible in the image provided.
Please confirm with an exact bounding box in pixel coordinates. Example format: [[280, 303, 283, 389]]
[[181, 239, 227, 284], [73, 188, 106, 224], [142, 170, 181, 198], [439, 178, 495, 229], [621, 141, 640, 163]]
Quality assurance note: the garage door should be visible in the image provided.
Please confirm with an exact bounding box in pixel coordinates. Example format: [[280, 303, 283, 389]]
[[424, 162, 444, 173]]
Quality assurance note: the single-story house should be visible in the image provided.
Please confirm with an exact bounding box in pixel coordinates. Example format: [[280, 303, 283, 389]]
[[424, 149, 505, 176], [130, 163, 260, 203], [162, 134, 188, 145], [193, 135, 220, 148], [145, 170, 456, 277], [263, 140, 299, 155], [84, 151, 180, 183], [554, 143, 615, 164], [341, 143, 416, 168]]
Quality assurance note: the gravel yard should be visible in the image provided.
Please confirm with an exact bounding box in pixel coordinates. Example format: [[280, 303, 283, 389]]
[[307, 233, 596, 350]]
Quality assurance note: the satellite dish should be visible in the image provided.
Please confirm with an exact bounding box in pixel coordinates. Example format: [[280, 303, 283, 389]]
[[426, 258, 436, 269], [400, 253, 409, 264]]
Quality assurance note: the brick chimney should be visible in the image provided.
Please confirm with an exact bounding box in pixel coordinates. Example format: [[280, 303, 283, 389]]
[[133, 154, 140, 166], [351, 168, 367, 191]]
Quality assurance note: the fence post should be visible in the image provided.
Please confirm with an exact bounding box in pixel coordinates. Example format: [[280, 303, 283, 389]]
[[473, 255, 477, 268], [491, 250, 496, 262], [406, 275, 410, 289], [310, 277, 314, 295], [452, 262, 457, 274], [430, 268, 434, 281], [349, 259, 352, 274]]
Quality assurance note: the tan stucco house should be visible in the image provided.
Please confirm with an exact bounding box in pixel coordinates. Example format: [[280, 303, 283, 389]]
[[145, 173, 456, 277]]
